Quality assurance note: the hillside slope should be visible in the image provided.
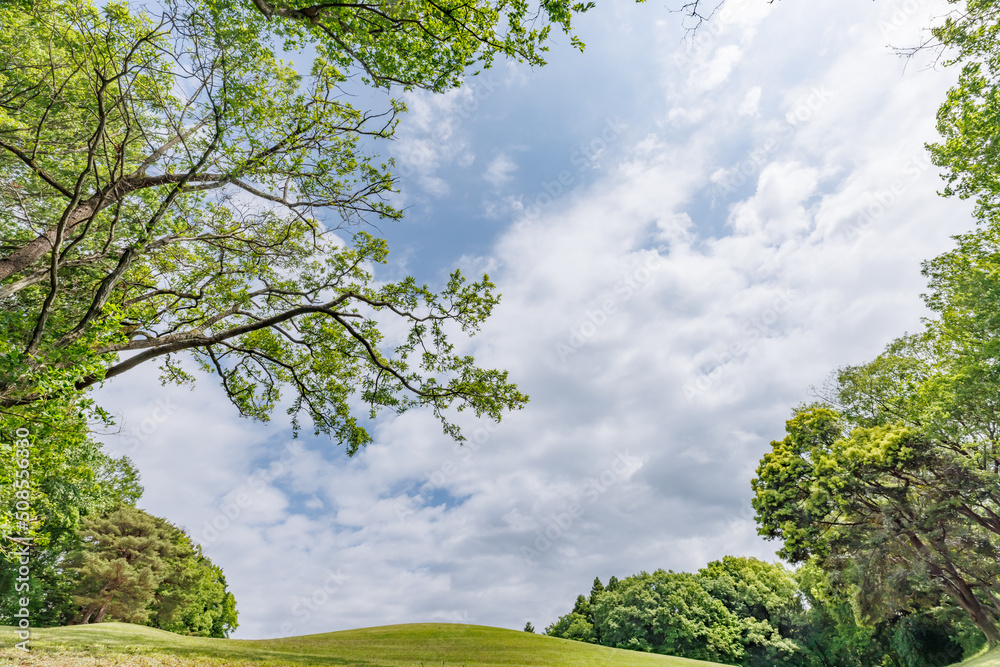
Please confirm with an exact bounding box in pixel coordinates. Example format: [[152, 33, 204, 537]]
[[0, 622, 729, 666], [955, 648, 1000, 667]]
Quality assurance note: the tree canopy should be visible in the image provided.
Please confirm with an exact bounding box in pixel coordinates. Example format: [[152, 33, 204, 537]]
[[928, 0, 1000, 218], [0, 399, 142, 625], [65, 505, 238, 636], [752, 406, 1000, 645], [211, 0, 604, 93], [547, 560, 978, 667], [546, 560, 802, 666], [0, 0, 543, 453]]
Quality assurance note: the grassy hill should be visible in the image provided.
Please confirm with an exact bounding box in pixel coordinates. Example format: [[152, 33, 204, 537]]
[[0, 622, 994, 666], [957, 648, 1000, 667], [0, 622, 729, 666]]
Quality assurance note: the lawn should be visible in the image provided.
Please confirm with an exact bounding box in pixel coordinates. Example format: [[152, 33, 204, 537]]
[[0, 622, 729, 666], [955, 648, 1000, 667]]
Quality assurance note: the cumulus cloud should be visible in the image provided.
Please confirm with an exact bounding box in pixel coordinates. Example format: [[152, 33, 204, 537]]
[[93, 0, 971, 640], [391, 79, 501, 197]]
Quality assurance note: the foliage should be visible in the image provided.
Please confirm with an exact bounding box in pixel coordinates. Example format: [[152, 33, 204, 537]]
[[64, 505, 237, 636], [205, 0, 612, 94], [695, 557, 801, 667], [752, 405, 1000, 646], [0, 0, 533, 455], [793, 558, 978, 667], [791, 560, 890, 667], [146, 516, 238, 638], [547, 559, 983, 667], [928, 0, 1000, 218], [560, 570, 748, 661], [545, 593, 597, 644], [589, 577, 605, 605], [776, 206, 1000, 651], [66, 506, 178, 624], [547, 561, 801, 666], [0, 401, 142, 625]]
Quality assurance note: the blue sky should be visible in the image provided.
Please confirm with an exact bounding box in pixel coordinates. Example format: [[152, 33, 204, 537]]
[[95, 0, 977, 639]]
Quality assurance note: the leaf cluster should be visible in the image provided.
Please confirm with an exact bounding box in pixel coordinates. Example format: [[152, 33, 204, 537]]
[[0, 0, 529, 453]]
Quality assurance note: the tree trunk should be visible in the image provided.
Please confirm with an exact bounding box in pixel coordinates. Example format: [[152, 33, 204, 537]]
[[0, 196, 100, 282], [93, 599, 111, 624], [911, 534, 1000, 646], [949, 582, 1000, 646], [76, 604, 97, 625]]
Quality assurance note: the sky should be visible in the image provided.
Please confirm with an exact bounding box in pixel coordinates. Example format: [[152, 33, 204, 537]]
[[94, 0, 978, 640]]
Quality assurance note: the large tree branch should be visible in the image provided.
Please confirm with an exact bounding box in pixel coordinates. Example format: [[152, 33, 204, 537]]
[[73, 298, 353, 391], [0, 253, 115, 300], [0, 137, 74, 198]]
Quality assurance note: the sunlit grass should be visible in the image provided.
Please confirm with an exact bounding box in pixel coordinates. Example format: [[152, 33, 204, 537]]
[[955, 647, 1000, 667], [0, 622, 729, 666]]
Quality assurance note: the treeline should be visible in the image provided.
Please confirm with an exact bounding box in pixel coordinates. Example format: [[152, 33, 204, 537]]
[[546, 558, 981, 666], [0, 404, 237, 637]]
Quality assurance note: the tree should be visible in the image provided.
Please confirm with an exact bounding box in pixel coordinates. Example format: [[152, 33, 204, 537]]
[[750, 162, 1000, 649], [523, 621, 535, 633], [589, 576, 605, 606], [545, 560, 977, 667], [0, 0, 533, 453], [792, 559, 891, 667], [791, 558, 977, 667], [545, 594, 597, 644], [546, 567, 800, 664], [593, 569, 754, 662], [0, 399, 142, 626], [926, 0, 1000, 219], [811, 214, 1000, 648], [751, 407, 1000, 646], [696, 557, 802, 667], [148, 530, 238, 638], [66, 505, 177, 624], [63, 505, 237, 633]]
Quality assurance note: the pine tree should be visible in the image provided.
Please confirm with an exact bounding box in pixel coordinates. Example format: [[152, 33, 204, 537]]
[[66, 506, 175, 624], [589, 577, 605, 606], [64, 505, 238, 635]]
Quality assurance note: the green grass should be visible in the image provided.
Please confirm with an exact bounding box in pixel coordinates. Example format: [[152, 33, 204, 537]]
[[0, 622, 730, 666], [954, 647, 1000, 667]]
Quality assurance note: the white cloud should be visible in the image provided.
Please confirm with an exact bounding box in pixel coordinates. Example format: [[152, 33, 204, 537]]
[[738, 85, 762, 116], [91, 0, 972, 640], [390, 73, 506, 198], [693, 44, 743, 92], [484, 152, 518, 187]]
